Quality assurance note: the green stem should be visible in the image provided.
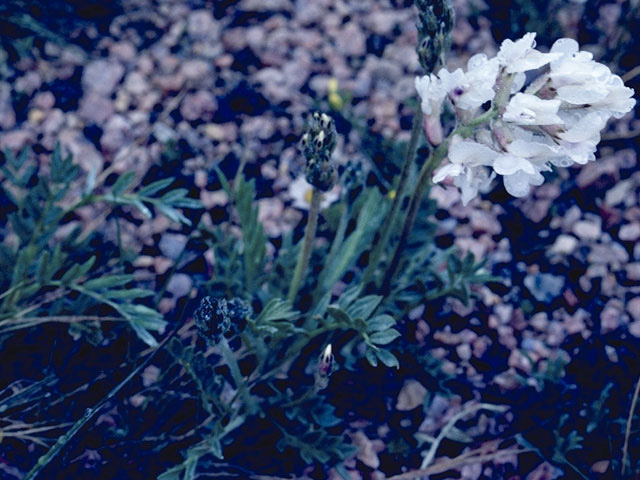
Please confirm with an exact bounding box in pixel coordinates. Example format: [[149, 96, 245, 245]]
[[361, 106, 423, 285], [218, 338, 256, 415], [287, 188, 321, 303], [380, 141, 449, 292], [380, 106, 500, 292]]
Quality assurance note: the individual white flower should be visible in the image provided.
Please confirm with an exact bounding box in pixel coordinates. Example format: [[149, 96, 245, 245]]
[[556, 109, 608, 143], [287, 176, 339, 210], [589, 75, 636, 118], [415, 74, 447, 115], [503, 93, 563, 125], [415, 74, 448, 144], [498, 32, 562, 73], [448, 137, 498, 167], [439, 54, 500, 111], [549, 38, 635, 117], [433, 138, 498, 205]]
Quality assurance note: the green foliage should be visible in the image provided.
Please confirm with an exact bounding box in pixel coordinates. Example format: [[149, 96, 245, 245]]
[[0, 146, 198, 345], [215, 167, 267, 291]]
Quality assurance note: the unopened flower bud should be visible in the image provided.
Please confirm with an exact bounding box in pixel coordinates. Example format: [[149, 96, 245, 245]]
[[318, 344, 333, 376], [415, 0, 455, 73], [227, 297, 252, 334], [194, 296, 230, 344], [301, 112, 339, 191]]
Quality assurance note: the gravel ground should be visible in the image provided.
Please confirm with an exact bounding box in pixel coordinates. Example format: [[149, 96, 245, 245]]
[[1, 0, 639, 477]]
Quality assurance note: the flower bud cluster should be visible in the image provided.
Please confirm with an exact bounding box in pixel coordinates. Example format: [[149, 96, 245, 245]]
[[301, 112, 338, 192], [415, 0, 455, 74], [194, 296, 252, 343], [415, 33, 636, 204]]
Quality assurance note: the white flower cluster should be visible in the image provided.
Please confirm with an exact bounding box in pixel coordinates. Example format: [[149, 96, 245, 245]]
[[415, 33, 636, 204]]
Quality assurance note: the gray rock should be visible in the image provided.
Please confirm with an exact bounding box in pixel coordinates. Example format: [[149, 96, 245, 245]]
[[78, 93, 114, 125], [101, 115, 132, 152], [335, 23, 366, 57], [159, 233, 188, 260], [524, 273, 564, 302], [572, 219, 602, 241], [619, 222, 640, 242], [550, 234, 578, 256], [167, 273, 193, 298], [83, 60, 125, 96], [180, 90, 217, 122], [187, 10, 219, 39], [124, 71, 149, 96]]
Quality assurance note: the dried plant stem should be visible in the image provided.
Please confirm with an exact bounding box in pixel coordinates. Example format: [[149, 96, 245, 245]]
[[361, 106, 423, 285], [622, 375, 640, 475], [23, 301, 187, 480], [287, 187, 321, 303], [420, 403, 508, 469], [386, 446, 531, 480], [23, 352, 160, 479]]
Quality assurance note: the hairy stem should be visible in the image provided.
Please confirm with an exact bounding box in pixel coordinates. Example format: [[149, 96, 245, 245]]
[[287, 188, 321, 303], [380, 106, 500, 291], [361, 106, 423, 285]]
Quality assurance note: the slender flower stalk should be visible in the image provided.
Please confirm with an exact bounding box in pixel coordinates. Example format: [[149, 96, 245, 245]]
[[287, 187, 321, 303], [361, 106, 423, 285], [288, 112, 338, 302], [381, 107, 501, 290]]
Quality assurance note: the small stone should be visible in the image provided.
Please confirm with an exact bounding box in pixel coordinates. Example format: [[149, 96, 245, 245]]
[[626, 263, 640, 281], [605, 179, 633, 206], [628, 297, 640, 323], [78, 93, 114, 125], [180, 90, 217, 121], [14, 71, 42, 95], [114, 90, 130, 112], [101, 115, 132, 152], [203, 123, 226, 141], [180, 59, 210, 81], [366, 10, 399, 35], [159, 233, 188, 259], [524, 273, 564, 302], [530, 312, 549, 331], [30, 92, 55, 111], [572, 219, 601, 241], [550, 234, 578, 255], [396, 380, 427, 411], [83, 60, 124, 96], [124, 71, 149, 96], [619, 222, 640, 242], [335, 23, 366, 57], [0, 129, 35, 150], [153, 122, 177, 144], [187, 10, 219, 39], [110, 41, 137, 62], [600, 306, 622, 333], [456, 343, 472, 361], [166, 273, 193, 298]]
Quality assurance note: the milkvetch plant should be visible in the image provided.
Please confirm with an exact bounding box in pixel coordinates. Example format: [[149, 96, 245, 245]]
[[8, 1, 638, 478]]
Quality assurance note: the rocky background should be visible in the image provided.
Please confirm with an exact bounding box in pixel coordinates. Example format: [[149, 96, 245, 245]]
[[1, 0, 639, 478]]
